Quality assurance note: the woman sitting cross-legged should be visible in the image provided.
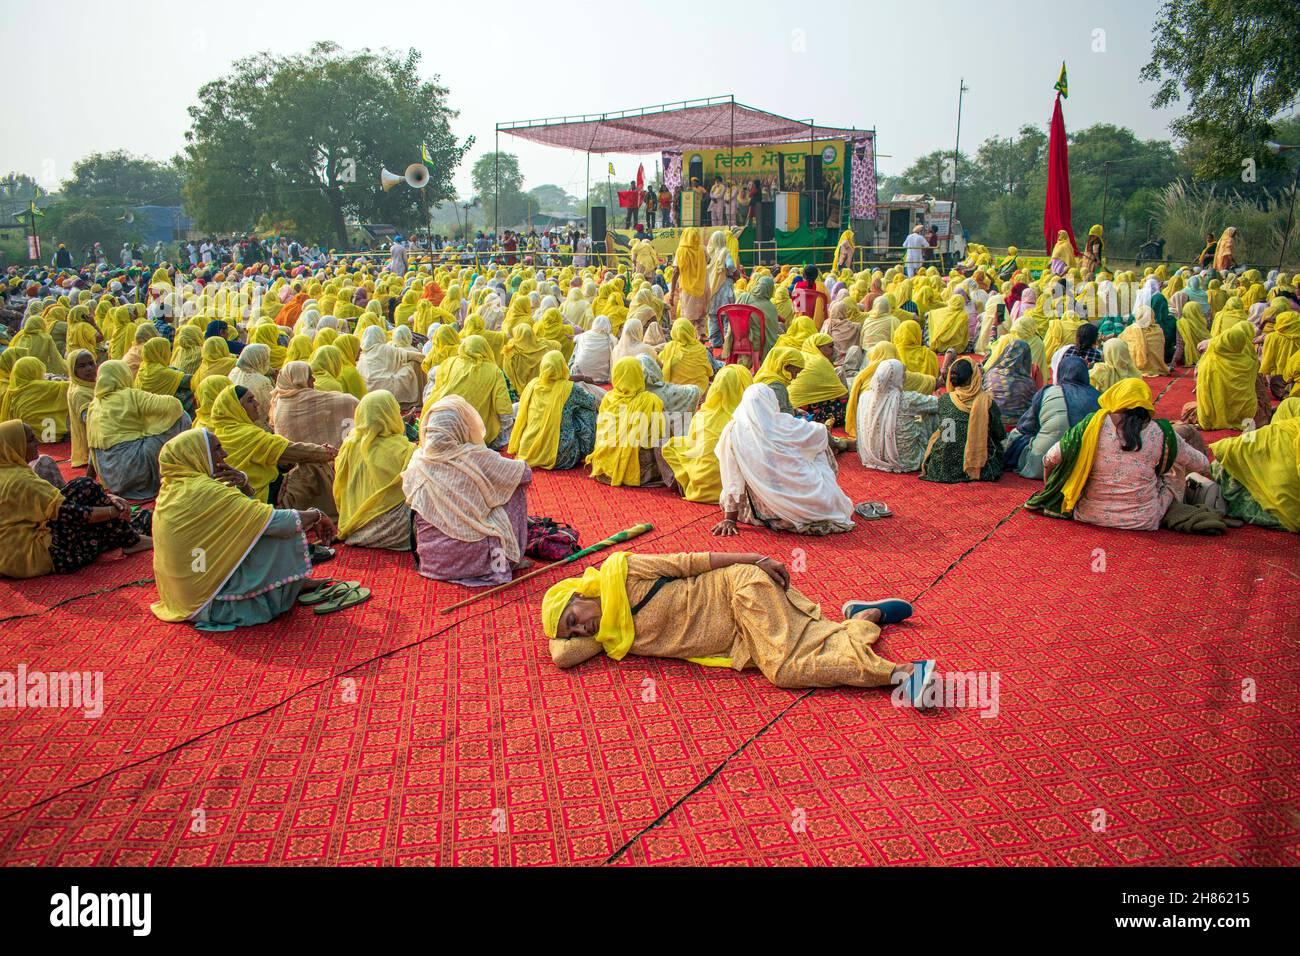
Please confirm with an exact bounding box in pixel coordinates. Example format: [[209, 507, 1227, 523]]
[[661, 364, 753, 504], [402, 395, 533, 586], [713, 383, 855, 536], [1027, 379, 1223, 534], [853, 359, 940, 474], [1004, 355, 1101, 480], [541, 550, 934, 701], [918, 357, 1005, 483], [86, 360, 190, 501], [333, 390, 416, 551], [0, 419, 152, 580], [150, 428, 357, 629], [269, 360, 358, 517]]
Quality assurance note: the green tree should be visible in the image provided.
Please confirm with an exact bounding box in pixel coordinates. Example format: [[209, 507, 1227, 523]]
[[472, 152, 528, 227], [1142, 0, 1300, 180], [0, 172, 42, 200], [182, 42, 471, 247], [528, 183, 578, 214], [61, 151, 185, 205]]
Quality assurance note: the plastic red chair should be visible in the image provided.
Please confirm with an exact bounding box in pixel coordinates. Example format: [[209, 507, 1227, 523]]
[[791, 286, 827, 322], [718, 303, 765, 366]]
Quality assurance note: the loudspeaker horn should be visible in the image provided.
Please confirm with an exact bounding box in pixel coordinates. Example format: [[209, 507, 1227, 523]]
[[404, 163, 430, 189], [118, 210, 135, 224], [380, 168, 405, 191]]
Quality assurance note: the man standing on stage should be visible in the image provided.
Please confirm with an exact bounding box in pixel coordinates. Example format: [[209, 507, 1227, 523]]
[[902, 224, 928, 277]]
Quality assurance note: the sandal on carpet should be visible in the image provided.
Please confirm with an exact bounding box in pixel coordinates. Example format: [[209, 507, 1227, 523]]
[[842, 598, 914, 625], [854, 501, 892, 520], [309, 544, 336, 564], [297, 580, 360, 606], [314, 583, 371, 615]]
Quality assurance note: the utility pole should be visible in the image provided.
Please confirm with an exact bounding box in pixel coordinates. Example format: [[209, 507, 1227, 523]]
[[947, 78, 969, 267]]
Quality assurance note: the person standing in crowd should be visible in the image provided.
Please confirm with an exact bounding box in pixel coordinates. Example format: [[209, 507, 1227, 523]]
[[902, 225, 928, 278]]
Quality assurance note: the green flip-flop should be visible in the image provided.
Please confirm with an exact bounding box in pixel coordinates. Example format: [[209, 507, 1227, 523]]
[[314, 583, 372, 615], [298, 579, 361, 606]]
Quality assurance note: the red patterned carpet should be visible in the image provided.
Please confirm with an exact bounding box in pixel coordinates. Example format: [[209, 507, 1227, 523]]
[[1, 368, 1297, 866]]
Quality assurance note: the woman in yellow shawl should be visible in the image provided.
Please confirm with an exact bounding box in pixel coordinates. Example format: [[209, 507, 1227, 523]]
[[502, 293, 535, 338], [251, 323, 288, 371], [9, 315, 64, 373], [788, 333, 849, 423], [333, 390, 416, 549], [332, 333, 369, 399], [534, 306, 576, 360], [191, 375, 232, 431], [0, 419, 150, 580], [845, 342, 938, 439], [86, 360, 187, 500], [1193, 323, 1262, 430], [150, 428, 342, 626], [1210, 296, 1250, 338], [1042, 310, 1086, 364], [461, 314, 506, 367], [393, 288, 421, 327], [926, 294, 970, 354], [423, 324, 462, 375], [193, 336, 237, 391], [1049, 229, 1076, 271], [1260, 308, 1300, 380], [753, 345, 806, 416], [858, 296, 901, 352], [587, 356, 666, 488], [1120, 306, 1170, 376], [1175, 302, 1212, 367], [312, 326, 340, 352], [1, 356, 69, 439], [502, 324, 552, 394], [207, 384, 294, 502], [1089, 338, 1142, 392], [134, 336, 189, 402], [170, 325, 204, 374], [892, 319, 939, 378], [425, 335, 514, 448], [65, 350, 97, 467], [1210, 398, 1300, 532], [985, 316, 1046, 374], [309, 345, 348, 394], [772, 315, 816, 352], [671, 228, 709, 337], [65, 306, 101, 360], [507, 350, 602, 471], [660, 364, 753, 503], [659, 318, 714, 394], [285, 334, 314, 365]]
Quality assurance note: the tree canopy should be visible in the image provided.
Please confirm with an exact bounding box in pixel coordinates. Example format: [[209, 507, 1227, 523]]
[[182, 42, 472, 247], [61, 151, 185, 205]]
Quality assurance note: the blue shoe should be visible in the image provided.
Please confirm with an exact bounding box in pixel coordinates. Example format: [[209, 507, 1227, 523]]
[[842, 598, 913, 625], [905, 659, 937, 709]]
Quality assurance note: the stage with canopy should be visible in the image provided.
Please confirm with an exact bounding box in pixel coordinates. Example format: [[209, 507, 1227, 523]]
[[495, 95, 878, 265]]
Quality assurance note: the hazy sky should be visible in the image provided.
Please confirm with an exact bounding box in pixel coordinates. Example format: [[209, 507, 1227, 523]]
[[2, 0, 1184, 200]]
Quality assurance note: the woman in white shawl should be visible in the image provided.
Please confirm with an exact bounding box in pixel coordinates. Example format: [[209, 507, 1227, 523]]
[[713, 384, 854, 536], [357, 325, 422, 407], [1133, 276, 1160, 315], [612, 317, 658, 365], [227, 343, 275, 429], [480, 293, 506, 331], [569, 314, 616, 384], [856, 359, 939, 473], [401, 395, 532, 587], [974, 293, 1005, 355], [533, 294, 560, 322]]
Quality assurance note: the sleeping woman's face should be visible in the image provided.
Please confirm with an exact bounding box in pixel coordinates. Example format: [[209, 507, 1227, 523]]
[[556, 594, 602, 640]]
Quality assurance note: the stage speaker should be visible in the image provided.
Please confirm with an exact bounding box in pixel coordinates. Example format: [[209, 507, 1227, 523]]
[[806, 154, 824, 192], [688, 156, 704, 188], [756, 200, 776, 242], [590, 206, 607, 243], [776, 153, 786, 191]]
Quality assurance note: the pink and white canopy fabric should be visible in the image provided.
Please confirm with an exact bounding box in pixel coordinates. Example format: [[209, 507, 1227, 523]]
[[499, 100, 865, 153]]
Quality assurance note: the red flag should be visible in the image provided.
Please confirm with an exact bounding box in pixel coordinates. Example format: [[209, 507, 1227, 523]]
[[1043, 93, 1078, 256], [636, 163, 645, 191]]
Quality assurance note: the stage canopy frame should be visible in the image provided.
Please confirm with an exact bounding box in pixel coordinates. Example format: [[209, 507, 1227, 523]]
[[493, 94, 876, 234]]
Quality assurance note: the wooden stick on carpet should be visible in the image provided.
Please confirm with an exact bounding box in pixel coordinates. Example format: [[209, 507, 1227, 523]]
[[439, 522, 655, 614]]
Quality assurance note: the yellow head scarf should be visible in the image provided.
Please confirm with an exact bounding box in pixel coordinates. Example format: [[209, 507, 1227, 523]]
[[0, 419, 63, 579], [788, 333, 847, 407], [893, 319, 939, 377], [1210, 398, 1300, 532], [86, 360, 184, 451], [191, 374, 232, 431], [754, 346, 806, 387], [309, 345, 347, 393], [660, 363, 752, 504], [171, 325, 204, 374], [193, 336, 236, 391], [772, 315, 816, 353], [533, 308, 574, 361], [334, 390, 415, 539], [426, 335, 511, 445], [251, 323, 287, 370], [286, 334, 314, 364], [1, 355, 69, 438], [65, 349, 97, 467], [1195, 322, 1260, 430], [1058, 378, 1154, 513], [587, 357, 665, 487], [502, 324, 550, 393], [926, 295, 970, 354], [507, 350, 574, 469], [150, 429, 276, 622], [658, 318, 714, 393], [208, 384, 290, 501], [541, 551, 635, 658], [135, 337, 185, 396], [674, 228, 706, 298]]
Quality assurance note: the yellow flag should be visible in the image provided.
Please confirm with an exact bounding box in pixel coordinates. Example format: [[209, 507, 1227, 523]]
[[1054, 62, 1069, 99], [607, 162, 615, 176]]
